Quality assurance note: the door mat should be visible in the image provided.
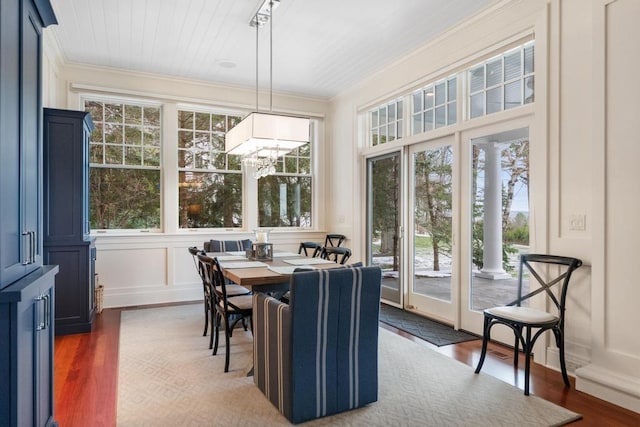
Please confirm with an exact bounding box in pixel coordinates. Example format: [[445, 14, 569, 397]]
[[379, 304, 479, 346]]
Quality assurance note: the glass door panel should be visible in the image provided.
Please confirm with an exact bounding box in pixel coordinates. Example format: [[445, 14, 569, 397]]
[[367, 152, 402, 305], [408, 139, 455, 322], [462, 127, 530, 336]]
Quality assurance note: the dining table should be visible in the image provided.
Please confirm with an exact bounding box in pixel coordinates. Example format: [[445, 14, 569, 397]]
[[205, 251, 343, 291]]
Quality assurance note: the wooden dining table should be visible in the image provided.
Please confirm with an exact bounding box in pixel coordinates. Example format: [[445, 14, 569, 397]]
[[206, 251, 342, 290]]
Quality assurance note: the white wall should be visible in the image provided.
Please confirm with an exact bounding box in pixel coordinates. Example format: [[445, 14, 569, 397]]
[[573, 0, 640, 412], [327, 0, 640, 413]]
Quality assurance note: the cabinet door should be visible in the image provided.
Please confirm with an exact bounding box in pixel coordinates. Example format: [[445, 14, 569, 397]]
[[0, 0, 26, 287], [21, 0, 44, 273], [35, 284, 55, 426], [83, 121, 91, 237]]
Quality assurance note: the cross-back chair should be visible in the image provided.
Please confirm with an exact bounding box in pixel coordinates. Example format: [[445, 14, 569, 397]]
[[298, 233, 347, 258], [474, 253, 583, 395], [197, 254, 253, 372], [298, 241, 322, 257], [324, 233, 346, 247], [320, 246, 352, 264], [188, 246, 211, 337]]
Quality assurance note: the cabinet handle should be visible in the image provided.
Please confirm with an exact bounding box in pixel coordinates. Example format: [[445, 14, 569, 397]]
[[43, 294, 50, 329], [30, 231, 36, 264], [21, 231, 30, 265], [35, 295, 46, 331]]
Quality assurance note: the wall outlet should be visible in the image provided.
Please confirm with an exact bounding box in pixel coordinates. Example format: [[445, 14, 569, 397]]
[[568, 214, 586, 231]]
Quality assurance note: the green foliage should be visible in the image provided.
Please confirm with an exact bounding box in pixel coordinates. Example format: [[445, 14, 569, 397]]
[[504, 212, 529, 245], [413, 147, 453, 270], [178, 171, 243, 228], [258, 175, 312, 227], [90, 168, 161, 229]]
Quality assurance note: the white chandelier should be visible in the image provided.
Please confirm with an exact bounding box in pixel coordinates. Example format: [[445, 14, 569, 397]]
[[225, 0, 310, 179]]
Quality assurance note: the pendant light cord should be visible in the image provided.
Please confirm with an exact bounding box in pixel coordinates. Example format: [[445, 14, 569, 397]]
[[269, 0, 273, 112], [255, 19, 259, 112]]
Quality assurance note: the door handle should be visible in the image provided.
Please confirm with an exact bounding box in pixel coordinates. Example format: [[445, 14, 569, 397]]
[[21, 231, 30, 265], [35, 295, 46, 331], [43, 294, 50, 329], [29, 231, 36, 264]]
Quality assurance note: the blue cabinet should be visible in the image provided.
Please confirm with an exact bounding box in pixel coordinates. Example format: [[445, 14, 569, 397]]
[[0, 0, 56, 290], [43, 109, 97, 335], [0, 0, 58, 425], [0, 266, 58, 427]]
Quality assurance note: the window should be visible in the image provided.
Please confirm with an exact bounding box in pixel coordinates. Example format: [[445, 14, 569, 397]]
[[177, 110, 243, 228], [469, 42, 535, 119], [412, 76, 457, 134], [370, 99, 403, 146], [85, 99, 161, 230], [258, 123, 313, 227]]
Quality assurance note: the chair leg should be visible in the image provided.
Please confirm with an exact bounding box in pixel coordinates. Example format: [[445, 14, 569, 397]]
[[524, 326, 532, 396], [224, 317, 231, 372], [203, 301, 209, 337], [209, 305, 215, 350], [513, 326, 521, 368], [213, 311, 220, 356], [555, 329, 570, 387], [474, 316, 491, 374]]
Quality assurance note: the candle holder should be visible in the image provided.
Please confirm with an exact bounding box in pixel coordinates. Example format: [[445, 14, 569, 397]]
[[249, 242, 273, 261], [254, 228, 272, 243]]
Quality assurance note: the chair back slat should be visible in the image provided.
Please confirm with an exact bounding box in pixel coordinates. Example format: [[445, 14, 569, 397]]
[[324, 234, 346, 247]]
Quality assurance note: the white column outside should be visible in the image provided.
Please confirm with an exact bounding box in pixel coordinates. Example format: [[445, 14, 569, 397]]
[[476, 142, 511, 280]]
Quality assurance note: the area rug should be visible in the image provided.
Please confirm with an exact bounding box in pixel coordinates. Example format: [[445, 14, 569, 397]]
[[379, 303, 479, 346], [117, 304, 581, 426]]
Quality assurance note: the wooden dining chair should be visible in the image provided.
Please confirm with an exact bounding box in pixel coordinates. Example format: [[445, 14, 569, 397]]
[[188, 246, 211, 337], [197, 254, 253, 372], [474, 254, 583, 395], [320, 246, 352, 264]]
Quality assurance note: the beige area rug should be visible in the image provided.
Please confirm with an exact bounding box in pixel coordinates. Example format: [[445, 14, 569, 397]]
[[117, 304, 581, 426]]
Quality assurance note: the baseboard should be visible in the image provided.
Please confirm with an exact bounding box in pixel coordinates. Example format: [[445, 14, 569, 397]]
[[55, 321, 93, 336], [545, 345, 590, 376], [104, 286, 202, 309], [575, 364, 640, 414]]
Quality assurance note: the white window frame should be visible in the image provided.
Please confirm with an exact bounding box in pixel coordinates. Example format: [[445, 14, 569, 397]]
[[83, 95, 163, 234], [468, 41, 535, 119], [176, 107, 244, 230], [370, 98, 404, 146], [412, 75, 458, 135]]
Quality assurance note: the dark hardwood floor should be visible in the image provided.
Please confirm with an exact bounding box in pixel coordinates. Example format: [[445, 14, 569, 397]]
[[54, 304, 640, 426]]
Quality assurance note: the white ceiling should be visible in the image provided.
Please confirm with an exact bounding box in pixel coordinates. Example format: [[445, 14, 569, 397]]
[[49, 0, 495, 99]]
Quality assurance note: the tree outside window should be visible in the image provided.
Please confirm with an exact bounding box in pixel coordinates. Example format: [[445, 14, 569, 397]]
[[177, 110, 243, 229], [85, 100, 161, 230]]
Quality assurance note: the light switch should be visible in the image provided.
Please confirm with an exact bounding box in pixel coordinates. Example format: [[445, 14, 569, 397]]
[[568, 214, 586, 231]]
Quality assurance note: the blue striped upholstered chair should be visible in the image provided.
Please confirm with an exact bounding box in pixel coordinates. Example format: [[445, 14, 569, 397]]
[[204, 239, 252, 252], [253, 266, 382, 424]]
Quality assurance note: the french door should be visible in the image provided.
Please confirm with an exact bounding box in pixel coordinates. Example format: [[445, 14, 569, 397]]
[[366, 151, 403, 306], [460, 126, 531, 338], [406, 136, 456, 323], [364, 123, 531, 339]]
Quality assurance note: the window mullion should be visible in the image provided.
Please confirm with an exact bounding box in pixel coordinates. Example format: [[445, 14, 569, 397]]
[[163, 103, 179, 234]]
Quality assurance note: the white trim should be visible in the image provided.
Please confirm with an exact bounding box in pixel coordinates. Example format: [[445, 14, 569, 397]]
[[70, 82, 326, 119]]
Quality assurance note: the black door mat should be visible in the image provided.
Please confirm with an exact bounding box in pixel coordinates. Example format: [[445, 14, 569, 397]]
[[379, 304, 479, 347]]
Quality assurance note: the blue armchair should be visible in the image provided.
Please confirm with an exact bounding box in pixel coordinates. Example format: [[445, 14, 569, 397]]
[[253, 266, 382, 424], [203, 239, 252, 252]]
